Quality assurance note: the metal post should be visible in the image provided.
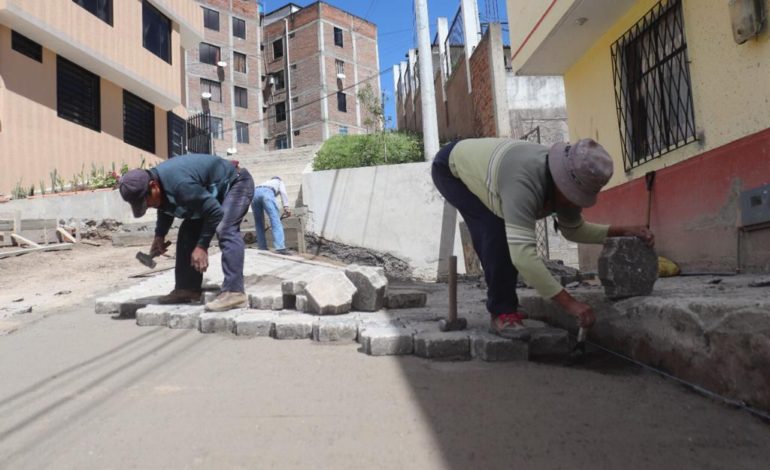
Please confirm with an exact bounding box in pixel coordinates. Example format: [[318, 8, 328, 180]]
[[414, 0, 440, 160], [284, 18, 293, 148]]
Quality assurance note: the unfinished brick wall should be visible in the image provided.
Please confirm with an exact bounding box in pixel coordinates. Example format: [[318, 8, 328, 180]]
[[469, 30, 495, 138]]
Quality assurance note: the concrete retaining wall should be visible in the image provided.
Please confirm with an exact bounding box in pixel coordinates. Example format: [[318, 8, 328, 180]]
[[0, 189, 152, 224], [302, 162, 466, 280]]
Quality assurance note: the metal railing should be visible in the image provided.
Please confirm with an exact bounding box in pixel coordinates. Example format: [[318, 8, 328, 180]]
[[444, 6, 465, 76], [186, 111, 212, 155]]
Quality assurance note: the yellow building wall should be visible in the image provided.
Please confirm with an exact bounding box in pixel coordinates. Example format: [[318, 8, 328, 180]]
[[506, 0, 576, 72], [0, 26, 166, 194], [563, 0, 770, 188]]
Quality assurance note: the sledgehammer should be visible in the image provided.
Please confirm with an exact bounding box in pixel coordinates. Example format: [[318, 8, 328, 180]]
[[439, 255, 467, 332], [135, 241, 172, 269]]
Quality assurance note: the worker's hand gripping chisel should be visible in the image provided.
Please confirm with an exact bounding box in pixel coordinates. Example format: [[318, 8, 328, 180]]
[[565, 327, 588, 366], [135, 241, 172, 269]]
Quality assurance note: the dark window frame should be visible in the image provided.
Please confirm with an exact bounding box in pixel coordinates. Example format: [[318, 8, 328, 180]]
[[11, 31, 43, 62], [273, 38, 284, 60], [232, 17, 246, 39], [142, 0, 172, 64], [333, 27, 343, 47], [275, 102, 286, 122], [236, 121, 249, 143], [337, 92, 347, 112], [73, 0, 113, 26], [272, 70, 285, 90], [210, 116, 224, 140], [56, 55, 101, 132], [234, 86, 248, 109], [123, 90, 155, 153], [199, 42, 221, 65], [276, 134, 288, 149], [611, 0, 697, 170], [203, 7, 219, 31], [233, 51, 247, 73], [200, 78, 222, 103]]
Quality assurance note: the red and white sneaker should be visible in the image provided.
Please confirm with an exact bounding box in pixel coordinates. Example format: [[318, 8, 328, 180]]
[[489, 312, 531, 340]]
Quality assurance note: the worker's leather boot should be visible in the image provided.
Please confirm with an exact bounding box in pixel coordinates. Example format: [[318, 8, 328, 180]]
[[205, 291, 248, 312], [157, 289, 202, 305]]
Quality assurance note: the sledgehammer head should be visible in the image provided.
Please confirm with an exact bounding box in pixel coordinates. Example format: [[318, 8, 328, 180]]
[[135, 251, 157, 269]]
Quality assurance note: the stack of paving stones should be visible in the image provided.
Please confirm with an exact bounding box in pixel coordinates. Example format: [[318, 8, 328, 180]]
[[96, 250, 570, 362]]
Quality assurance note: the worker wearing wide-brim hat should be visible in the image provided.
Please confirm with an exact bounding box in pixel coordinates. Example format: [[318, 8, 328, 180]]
[[431, 138, 654, 338]]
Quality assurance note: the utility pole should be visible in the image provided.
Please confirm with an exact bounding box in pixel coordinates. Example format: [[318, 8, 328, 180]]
[[414, 0, 439, 161]]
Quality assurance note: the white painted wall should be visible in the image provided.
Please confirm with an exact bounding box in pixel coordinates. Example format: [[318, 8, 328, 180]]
[[507, 75, 566, 110], [303, 162, 467, 280], [0, 190, 153, 224]]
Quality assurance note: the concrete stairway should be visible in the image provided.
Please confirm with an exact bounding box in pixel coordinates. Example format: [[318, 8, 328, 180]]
[[237, 145, 321, 208]]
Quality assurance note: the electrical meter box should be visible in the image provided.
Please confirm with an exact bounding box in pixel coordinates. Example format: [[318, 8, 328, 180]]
[[729, 0, 765, 44]]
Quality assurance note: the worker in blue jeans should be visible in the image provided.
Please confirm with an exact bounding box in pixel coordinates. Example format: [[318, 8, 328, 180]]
[[251, 176, 291, 254]]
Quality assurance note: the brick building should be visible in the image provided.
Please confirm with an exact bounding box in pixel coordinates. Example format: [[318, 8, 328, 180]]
[[187, 0, 263, 156], [261, 2, 380, 150]]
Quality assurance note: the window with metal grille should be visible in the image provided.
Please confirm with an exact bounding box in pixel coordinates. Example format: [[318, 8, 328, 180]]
[[233, 52, 247, 73], [200, 79, 221, 102], [143, 0, 171, 64], [337, 92, 347, 112], [276, 135, 288, 149], [12, 31, 42, 62], [210, 116, 224, 139], [236, 121, 249, 143], [73, 0, 112, 25], [611, 0, 696, 170], [234, 86, 248, 108], [123, 90, 155, 153], [199, 43, 220, 65], [273, 39, 283, 60], [339, 126, 348, 136], [275, 102, 286, 122], [271, 71, 285, 90], [333, 27, 343, 47], [203, 7, 219, 31], [57, 56, 100, 132], [233, 17, 246, 39]]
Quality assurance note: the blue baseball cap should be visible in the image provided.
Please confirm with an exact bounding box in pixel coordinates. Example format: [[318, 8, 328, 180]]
[[119, 169, 151, 217]]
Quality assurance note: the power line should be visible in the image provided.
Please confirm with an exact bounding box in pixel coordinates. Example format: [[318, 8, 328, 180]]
[[212, 66, 391, 137]]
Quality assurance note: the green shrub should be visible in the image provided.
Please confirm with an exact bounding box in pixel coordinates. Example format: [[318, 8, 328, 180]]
[[313, 132, 423, 171]]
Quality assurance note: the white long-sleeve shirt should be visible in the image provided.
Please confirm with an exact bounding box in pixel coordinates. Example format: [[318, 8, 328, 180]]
[[256, 178, 289, 208]]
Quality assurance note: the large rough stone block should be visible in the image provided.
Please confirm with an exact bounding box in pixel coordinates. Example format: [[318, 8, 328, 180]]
[[345, 265, 387, 311], [313, 315, 358, 342], [598, 237, 658, 300], [359, 326, 413, 356], [272, 313, 315, 339], [470, 332, 529, 362], [385, 290, 427, 309], [136, 305, 176, 327], [234, 311, 277, 337], [529, 328, 570, 358], [305, 271, 356, 315], [413, 331, 470, 360], [198, 310, 244, 334], [167, 306, 204, 329]]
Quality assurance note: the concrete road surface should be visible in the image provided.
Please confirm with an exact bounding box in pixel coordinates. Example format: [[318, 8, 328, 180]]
[[1, 302, 768, 470]]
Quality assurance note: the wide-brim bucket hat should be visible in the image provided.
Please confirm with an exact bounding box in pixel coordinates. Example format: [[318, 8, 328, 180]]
[[547, 139, 614, 208]]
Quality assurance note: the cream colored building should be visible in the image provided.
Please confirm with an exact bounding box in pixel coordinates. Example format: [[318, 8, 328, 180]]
[[507, 0, 770, 273], [0, 0, 203, 195]]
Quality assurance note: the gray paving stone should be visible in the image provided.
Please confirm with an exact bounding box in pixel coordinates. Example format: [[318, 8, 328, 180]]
[[470, 331, 529, 362], [385, 290, 427, 309], [295, 295, 309, 313], [356, 311, 402, 329], [413, 331, 470, 360], [598, 237, 658, 300], [248, 291, 284, 310], [313, 315, 358, 342], [203, 291, 219, 304], [234, 311, 277, 337], [167, 306, 204, 329], [522, 319, 548, 329], [305, 271, 356, 315], [272, 313, 315, 339], [282, 280, 307, 296], [198, 310, 244, 334], [345, 265, 387, 312], [529, 327, 570, 358], [136, 305, 177, 327], [359, 325, 414, 356]]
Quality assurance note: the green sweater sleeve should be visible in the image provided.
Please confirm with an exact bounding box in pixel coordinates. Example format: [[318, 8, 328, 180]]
[[556, 209, 609, 244], [506, 224, 565, 299]]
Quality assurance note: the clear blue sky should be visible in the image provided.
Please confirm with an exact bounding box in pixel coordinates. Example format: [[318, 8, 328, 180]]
[[261, 0, 508, 129]]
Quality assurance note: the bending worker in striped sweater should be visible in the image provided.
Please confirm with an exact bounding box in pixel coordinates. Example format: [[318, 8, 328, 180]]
[[432, 138, 654, 337]]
